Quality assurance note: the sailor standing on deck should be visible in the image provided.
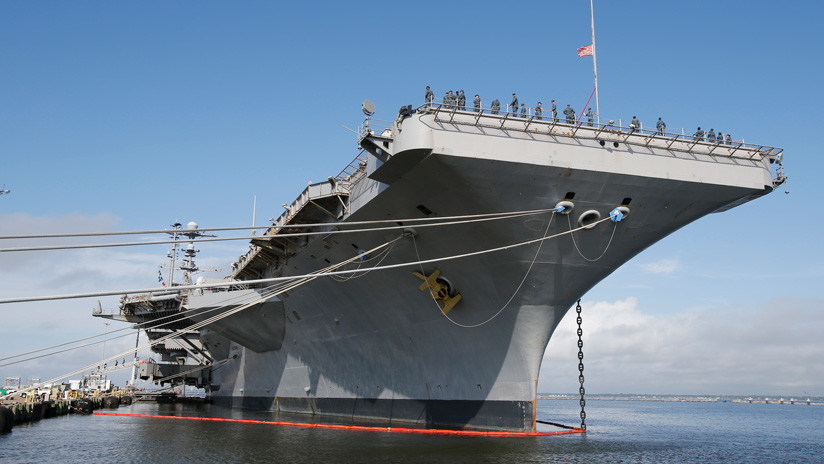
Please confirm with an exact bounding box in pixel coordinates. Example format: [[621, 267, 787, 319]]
[[491, 98, 500, 114], [425, 86, 434, 107], [587, 108, 594, 126], [474, 94, 481, 112], [520, 103, 527, 118], [551, 100, 558, 121], [656, 117, 666, 135], [458, 90, 466, 110], [630, 116, 640, 132], [707, 128, 716, 143], [535, 102, 543, 120], [563, 105, 575, 124], [510, 93, 518, 115], [694, 127, 704, 141]]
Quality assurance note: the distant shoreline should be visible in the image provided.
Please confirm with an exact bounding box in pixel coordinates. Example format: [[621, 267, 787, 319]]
[[539, 393, 823, 405]]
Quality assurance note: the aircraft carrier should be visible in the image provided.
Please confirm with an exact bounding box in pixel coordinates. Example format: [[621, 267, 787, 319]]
[[102, 99, 786, 432]]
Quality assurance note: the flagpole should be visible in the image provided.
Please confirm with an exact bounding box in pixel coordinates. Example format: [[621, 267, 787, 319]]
[[590, 0, 600, 124]]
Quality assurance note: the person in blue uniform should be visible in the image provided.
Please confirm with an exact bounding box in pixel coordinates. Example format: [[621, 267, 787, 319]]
[[707, 128, 716, 143], [491, 99, 500, 114], [551, 100, 558, 122], [587, 108, 594, 126], [563, 105, 575, 123], [630, 116, 640, 131], [520, 103, 527, 118], [425, 86, 434, 107], [694, 127, 704, 141], [474, 94, 481, 112], [656, 117, 666, 135], [535, 102, 543, 120], [457, 90, 466, 110], [510, 93, 518, 115]]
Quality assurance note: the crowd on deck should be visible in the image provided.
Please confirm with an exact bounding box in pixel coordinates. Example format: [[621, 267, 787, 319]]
[[424, 86, 733, 144]]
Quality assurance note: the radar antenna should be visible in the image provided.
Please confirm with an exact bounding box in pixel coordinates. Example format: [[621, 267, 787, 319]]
[[361, 100, 376, 134], [362, 99, 375, 117], [163, 221, 216, 287]]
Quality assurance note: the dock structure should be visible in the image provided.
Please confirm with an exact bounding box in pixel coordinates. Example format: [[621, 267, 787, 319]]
[[0, 394, 138, 434]]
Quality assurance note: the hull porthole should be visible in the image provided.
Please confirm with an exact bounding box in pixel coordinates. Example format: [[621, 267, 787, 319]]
[[577, 210, 601, 229], [554, 200, 575, 215], [614, 206, 630, 217]]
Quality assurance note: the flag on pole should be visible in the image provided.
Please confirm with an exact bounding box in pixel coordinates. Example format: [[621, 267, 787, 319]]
[[577, 44, 593, 57], [158, 270, 165, 287]]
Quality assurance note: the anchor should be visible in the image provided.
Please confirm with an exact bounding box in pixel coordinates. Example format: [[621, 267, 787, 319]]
[[412, 269, 462, 315]]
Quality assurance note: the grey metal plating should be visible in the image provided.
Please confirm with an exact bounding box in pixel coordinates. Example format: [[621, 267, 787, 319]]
[[198, 108, 778, 432]]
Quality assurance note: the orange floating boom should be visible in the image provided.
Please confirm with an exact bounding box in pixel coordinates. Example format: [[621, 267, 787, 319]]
[[93, 412, 585, 437]]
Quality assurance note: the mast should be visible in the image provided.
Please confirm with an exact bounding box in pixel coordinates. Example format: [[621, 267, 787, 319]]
[[101, 321, 110, 362], [167, 222, 182, 286], [590, 0, 600, 124], [129, 330, 140, 386]]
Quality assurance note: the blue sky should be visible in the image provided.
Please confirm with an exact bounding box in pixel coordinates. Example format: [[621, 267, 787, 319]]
[[1, 1, 822, 395]]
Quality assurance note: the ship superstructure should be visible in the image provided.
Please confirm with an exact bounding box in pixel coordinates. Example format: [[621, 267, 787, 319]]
[[96, 222, 215, 388], [99, 100, 785, 431]]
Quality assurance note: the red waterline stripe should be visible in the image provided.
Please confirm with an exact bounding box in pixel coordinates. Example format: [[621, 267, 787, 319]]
[[94, 412, 584, 437]]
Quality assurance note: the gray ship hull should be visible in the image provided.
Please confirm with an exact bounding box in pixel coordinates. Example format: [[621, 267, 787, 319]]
[[199, 110, 778, 431]]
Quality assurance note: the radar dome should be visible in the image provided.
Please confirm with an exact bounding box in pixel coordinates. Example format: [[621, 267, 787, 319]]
[[362, 100, 375, 116]]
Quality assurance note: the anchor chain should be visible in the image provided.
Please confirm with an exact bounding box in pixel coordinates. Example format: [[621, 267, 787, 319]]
[[576, 299, 586, 431]]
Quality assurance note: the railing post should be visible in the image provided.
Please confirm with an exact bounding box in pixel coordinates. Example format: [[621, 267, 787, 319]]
[[415, 99, 779, 167]]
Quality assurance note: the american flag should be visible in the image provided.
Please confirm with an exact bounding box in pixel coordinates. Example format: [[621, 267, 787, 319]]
[[577, 44, 593, 57]]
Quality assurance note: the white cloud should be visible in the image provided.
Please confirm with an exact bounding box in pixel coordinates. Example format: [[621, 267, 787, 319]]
[[640, 258, 679, 274], [540, 297, 824, 396]]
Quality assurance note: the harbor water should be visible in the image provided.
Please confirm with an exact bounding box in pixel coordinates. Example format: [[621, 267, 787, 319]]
[[2, 399, 822, 463]]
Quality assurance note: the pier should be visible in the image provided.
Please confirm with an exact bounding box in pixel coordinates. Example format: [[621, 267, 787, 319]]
[[0, 394, 139, 434], [0, 389, 213, 434]]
